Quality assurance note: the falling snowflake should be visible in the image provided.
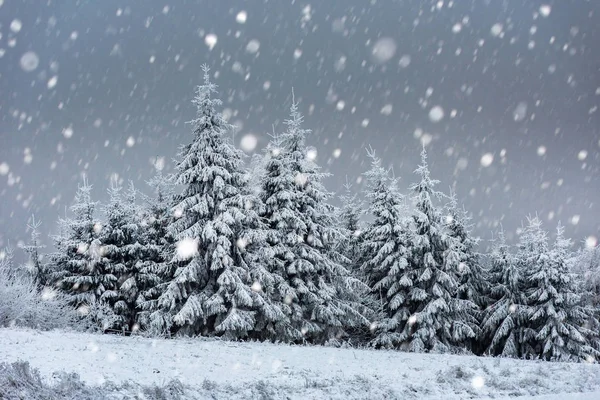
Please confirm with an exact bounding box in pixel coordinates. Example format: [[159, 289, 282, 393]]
[[10, 19, 22, 33], [240, 134, 258, 152], [371, 37, 396, 64], [176, 238, 198, 260], [204, 34, 217, 50], [19, 51, 39, 72], [236, 11, 247, 24], [245, 39, 260, 54], [480, 153, 494, 167], [428, 106, 445, 122], [490, 23, 503, 37], [539, 5, 551, 17]]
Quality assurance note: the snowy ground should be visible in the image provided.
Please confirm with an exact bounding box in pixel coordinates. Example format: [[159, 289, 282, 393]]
[[1, 328, 600, 399]]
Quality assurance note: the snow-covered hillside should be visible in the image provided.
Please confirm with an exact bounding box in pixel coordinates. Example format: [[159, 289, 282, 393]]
[[1, 328, 600, 399]]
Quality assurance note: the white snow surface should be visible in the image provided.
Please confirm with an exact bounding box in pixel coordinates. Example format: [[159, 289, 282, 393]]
[[1, 328, 600, 399]]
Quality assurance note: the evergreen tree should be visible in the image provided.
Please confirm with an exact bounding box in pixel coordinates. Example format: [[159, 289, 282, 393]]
[[527, 223, 598, 361], [98, 181, 144, 332], [571, 242, 600, 354], [259, 98, 367, 344], [156, 65, 280, 339], [0, 245, 15, 277], [444, 192, 486, 308], [481, 229, 528, 357], [397, 148, 477, 352], [515, 215, 550, 358], [359, 149, 413, 349], [336, 179, 364, 275], [48, 179, 112, 319], [136, 167, 178, 335], [19, 216, 47, 285], [572, 243, 600, 309]]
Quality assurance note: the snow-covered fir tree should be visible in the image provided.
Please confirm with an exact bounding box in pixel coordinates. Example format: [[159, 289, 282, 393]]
[[527, 222, 598, 361], [19, 216, 47, 285], [259, 98, 367, 344], [336, 179, 364, 276], [98, 181, 144, 332], [156, 65, 280, 339], [444, 192, 486, 308], [444, 192, 486, 353], [571, 242, 600, 353], [481, 229, 528, 357], [136, 166, 178, 335], [514, 215, 550, 358], [358, 149, 413, 348], [394, 148, 478, 353], [48, 179, 107, 310], [572, 243, 600, 309], [0, 245, 15, 277]]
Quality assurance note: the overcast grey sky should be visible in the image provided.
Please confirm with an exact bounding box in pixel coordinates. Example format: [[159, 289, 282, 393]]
[[1, 0, 599, 256]]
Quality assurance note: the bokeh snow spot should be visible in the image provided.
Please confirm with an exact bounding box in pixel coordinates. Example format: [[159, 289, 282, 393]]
[[176, 238, 198, 260]]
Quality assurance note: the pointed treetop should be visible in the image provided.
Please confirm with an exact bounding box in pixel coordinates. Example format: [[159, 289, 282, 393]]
[[343, 176, 353, 192], [27, 214, 42, 232], [554, 221, 572, 251], [192, 64, 220, 113]]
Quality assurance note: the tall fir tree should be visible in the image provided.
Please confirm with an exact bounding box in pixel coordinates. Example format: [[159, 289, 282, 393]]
[[48, 179, 107, 310], [19, 216, 47, 286], [156, 65, 280, 339], [481, 229, 528, 357], [336, 179, 364, 276], [515, 215, 550, 358], [444, 192, 486, 308], [136, 166, 178, 335], [259, 97, 367, 344], [98, 181, 145, 331], [359, 149, 414, 349], [398, 148, 478, 352], [527, 222, 598, 361], [572, 242, 600, 354]]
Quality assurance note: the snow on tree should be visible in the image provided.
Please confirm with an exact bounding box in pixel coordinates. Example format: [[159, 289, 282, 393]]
[[156, 65, 279, 339], [0, 245, 15, 277], [259, 97, 367, 344], [48, 179, 108, 311], [98, 181, 145, 332], [136, 167, 178, 335], [358, 148, 413, 348], [572, 243, 600, 309], [387, 147, 478, 353], [510, 215, 555, 358], [444, 192, 486, 308], [335, 179, 364, 275], [481, 228, 528, 357], [526, 222, 598, 361], [571, 242, 600, 353], [18, 216, 47, 286]]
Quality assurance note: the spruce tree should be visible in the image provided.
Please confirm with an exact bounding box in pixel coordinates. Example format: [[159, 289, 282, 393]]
[[400, 148, 477, 352], [481, 229, 527, 357], [515, 215, 550, 358], [444, 192, 486, 308], [98, 182, 144, 332], [336, 179, 364, 276], [156, 65, 280, 339], [48, 179, 111, 316], [359, 149, 413, 349], [19, 216, 47, 286], [259, 98, 366, 344], [572, 242, 600, 354], [136, 167, 178, 335], [528, 223, 598, 361]]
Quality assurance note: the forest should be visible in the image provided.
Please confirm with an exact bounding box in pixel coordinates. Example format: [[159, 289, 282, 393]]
[[2, 65, 599, 364]]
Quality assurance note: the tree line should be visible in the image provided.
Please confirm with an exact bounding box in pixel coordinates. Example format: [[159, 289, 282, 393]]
[[3, 65, 600, 362]]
